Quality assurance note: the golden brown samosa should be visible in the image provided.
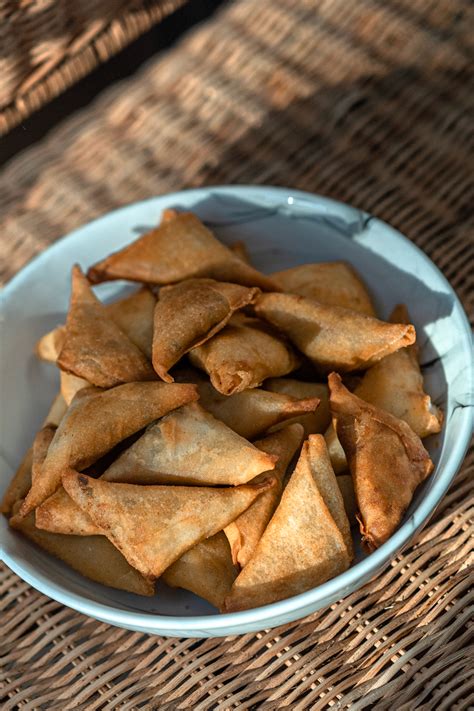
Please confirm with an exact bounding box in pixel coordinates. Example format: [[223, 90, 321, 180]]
[[60, 371, 90, 406], [1, 393, 66, 515], [87, 211, 278, 291], [102, 402, 277, 486], [337, 474, 358, 526], [265, 378, 331, 436], [255, 293, 415, 372], [152, 279, 260, 382], [189, 314, 301, 395], [36, 288, 155, 365], [19, 381, 198, 515], [354, 305, 443, 438], [10, 504, 154, 596], [57, 266, 156, 388], [162, 533, 238, 609], [105, 287, 155, 359], [223, 436, 351, 612], [329, 372, 433, 549], [62, 470, 274, 579], [224, 423, 304, 567], [324, 423, 348, 474], [273, 262, 376, 316], [194, 375, 320, 440]]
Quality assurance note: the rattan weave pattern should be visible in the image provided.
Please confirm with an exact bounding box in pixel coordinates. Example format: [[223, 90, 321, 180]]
[[1, 0, 473, 707], [0, 0, 187, 135]]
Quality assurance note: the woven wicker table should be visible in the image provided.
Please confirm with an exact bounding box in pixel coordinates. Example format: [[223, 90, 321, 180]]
[[1, 0, 473, 708]]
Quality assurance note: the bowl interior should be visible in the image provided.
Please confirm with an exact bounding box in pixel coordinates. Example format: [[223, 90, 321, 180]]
[[0, 187, 471, 630]]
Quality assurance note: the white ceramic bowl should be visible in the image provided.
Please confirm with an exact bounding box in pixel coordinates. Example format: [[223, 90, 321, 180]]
[[1, 186, 472, 637]]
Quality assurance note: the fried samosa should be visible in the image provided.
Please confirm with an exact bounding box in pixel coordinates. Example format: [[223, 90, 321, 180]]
[[87, 211, 278, 291], [224, 423, 304, 567], [1, 393, 66, 515], [10, 505, 154, 596], [329, 372, 434, 549], [20, 381, 198, 515], [264, 378, 331, 436], [57, 266, 156, 388], [353, 305, 443, 437], [62, 470, 274, 579], [255, 293, 415, 372], [223, 435, 351, 612], [152, 279, 260, 382], [102, 402, 277, 486], [189, 314, 301, 395], [273, 262, 376, 316], [194, 376, 320, 439], [36, 287, 155, 365], [162, 533, 238, 609]]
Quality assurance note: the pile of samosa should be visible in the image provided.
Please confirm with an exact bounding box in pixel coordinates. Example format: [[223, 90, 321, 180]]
[[2, 209, 443, 612]]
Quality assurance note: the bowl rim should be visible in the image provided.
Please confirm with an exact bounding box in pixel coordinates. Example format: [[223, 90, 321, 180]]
[[1, 184, 472, 634]]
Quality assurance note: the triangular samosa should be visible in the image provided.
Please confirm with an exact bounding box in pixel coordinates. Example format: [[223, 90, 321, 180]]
[[10, 504, 154, 596], [354, 305, 443, 437], [62, 470, 274, 579], [329, 372, 433, 549], [1, 393, 66, 515], [20, 381, 198, 515], [57, 266, 156, 388], [36, 287, 155, 365], [264, 378, 331, 436], [223, 435, 351, 611], [193, 374, 320, 439], [152, 279, 260, 382], [102, 402, 277, 486], [162, 532, 238, 609], [87, 211, 278, 291], [224, 423, 304, 567], [255, 293, 415, 372], [189, 314, 301, 395], [273, 262, 376, 316]]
